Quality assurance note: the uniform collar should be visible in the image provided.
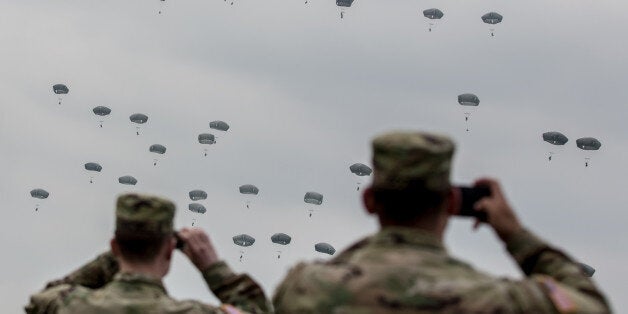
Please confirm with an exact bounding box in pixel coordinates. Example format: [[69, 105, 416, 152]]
[[113, 272, 168, 294], [371, 226, 445, 252]]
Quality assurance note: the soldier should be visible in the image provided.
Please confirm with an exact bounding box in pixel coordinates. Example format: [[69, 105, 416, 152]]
[[26, 193, 271, 313], [273, 130, 611, 313]]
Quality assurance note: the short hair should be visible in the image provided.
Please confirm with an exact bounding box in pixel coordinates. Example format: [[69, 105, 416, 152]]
[[115, 232, 170, 264], [372, 180, 448, 223]]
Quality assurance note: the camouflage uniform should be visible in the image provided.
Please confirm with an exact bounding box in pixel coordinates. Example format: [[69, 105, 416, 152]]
[[273, 131, 610, 314], [25, 194, 271, 314]]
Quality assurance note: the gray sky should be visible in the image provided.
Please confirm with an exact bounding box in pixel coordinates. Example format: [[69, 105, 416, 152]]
[[1, 0, 627, 312]]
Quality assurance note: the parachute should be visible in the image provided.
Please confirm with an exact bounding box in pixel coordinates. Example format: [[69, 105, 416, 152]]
[[423, 8, 444, 32], [233, 234, 255, 262], [458, 93, 480, 131], [350, 163, 372, 190], [577, 262, 595, 277], [542, 132, 568, 161], [53, 84, 69, 105], [30, 188, 49, 211], [210, 120, 230, 132], [118, 175, 138, 185], [315, 242, 336, 255], [576, 137, 601, 167], [271, 233, 292, 259], [239, 184, 259, 208], [336, 0, 354, 19], [304, 191, 323, 217], [149, 144, 167, 166], [198, 133, 216, 156], [158, 0, 165, 14], [92, 106, 111, 128], [84, 162, 102, 183], [189, 190, 208, 201], [129, 113, 149, 135], [481, 12, 503, 37], [188, 203, 207, 214]]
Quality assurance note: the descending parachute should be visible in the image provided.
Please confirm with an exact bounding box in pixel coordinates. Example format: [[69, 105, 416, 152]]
[[149, 144, 167, 166], [188, 203, 206, 226], [577, 262, 595, 277], [30, 188, 49, 211], [92, 106, 111, 128], [542, 132, 568, 161], [189, 190, 208, 201], [481, 12, 503, 37], [84, 162, 102, 183], [198, 133, 216, 156], [53, 84, 69, 105], [304, 191, 323, 217], [336, 0, 354, 19], [423, 8, 444, 32], [158, 0, 165, 14], [349, 163, 372, 190], [210, 120, 230, 132], [576, 137, 601, 167], [118, 175, 138, 185], [129, 113, 149, 135], [239, 184, 259, 208], [315, 242, 336, 255], [233, 234, 255, 262], [458, 93, 480, 131], [271, 233, 292, 259]]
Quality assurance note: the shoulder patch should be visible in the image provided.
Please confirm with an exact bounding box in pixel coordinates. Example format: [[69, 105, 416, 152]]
[[537, 276, 577, 313]]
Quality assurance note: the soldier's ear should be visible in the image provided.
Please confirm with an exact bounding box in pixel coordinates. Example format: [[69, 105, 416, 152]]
[[363, 187, 377, 215], [110, 238, 121, 257]]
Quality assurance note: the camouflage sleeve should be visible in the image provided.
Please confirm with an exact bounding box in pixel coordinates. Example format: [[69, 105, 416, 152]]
[[202, 261, 272, 314], [43, 251, 119, 289], [503, 229, 611, 313], [24, 251, 118, 313]]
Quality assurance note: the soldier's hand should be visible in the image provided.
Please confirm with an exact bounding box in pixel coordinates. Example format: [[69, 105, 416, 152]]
[[178, 228, 220, 271], [472, 178, 523, 242]]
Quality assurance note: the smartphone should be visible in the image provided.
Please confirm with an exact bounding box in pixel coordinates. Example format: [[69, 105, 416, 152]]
[[455, 186, 491, 222]]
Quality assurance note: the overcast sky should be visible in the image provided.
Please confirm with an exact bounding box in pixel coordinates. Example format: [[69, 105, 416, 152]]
[[1, 0, 627, 312]]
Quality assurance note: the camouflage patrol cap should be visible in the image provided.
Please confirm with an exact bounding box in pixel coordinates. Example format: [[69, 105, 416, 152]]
[[115, 193, 175, 236], [372, 131, 455, 191]]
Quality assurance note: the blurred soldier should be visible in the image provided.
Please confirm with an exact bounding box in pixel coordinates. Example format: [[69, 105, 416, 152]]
[[26, 194, 271, 313], [273, 131, 611, 313]]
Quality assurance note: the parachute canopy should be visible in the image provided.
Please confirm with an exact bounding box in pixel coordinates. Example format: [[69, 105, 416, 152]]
[[53, 84, 69, 94], [458, 93, 480, 106], [189, 190, 208, 201], [423, 8, 444, 19], [304, 192, 324, 205], [315, 242, 336, 255], [576, 137, 601, 150], [336, 0, 353, 7], [149, 144, 167, 154], [188, 203, 207, 214], [198, 133, 216, 145], [118, 176, 138, 185], [271, 233, 292, 245], [30, 189, 49, 199], [350, 163, 372, 176], [542, 132, 568, 145], [93, 106, 111, 116], [482, 12, 503, 24], [210, 121, 230, 131], [130, 113, 149, 124], [239, 184, 259, 195], [84, 162, 102, 172], [233, 234, 255, 247], [577, 263, 595, 277]]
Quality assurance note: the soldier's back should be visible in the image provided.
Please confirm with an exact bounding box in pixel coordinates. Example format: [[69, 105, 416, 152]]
[[274, 227, 557, 314]]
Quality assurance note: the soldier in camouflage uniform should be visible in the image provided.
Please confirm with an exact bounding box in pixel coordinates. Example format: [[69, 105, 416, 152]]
[[26, 193, 271, 314], [273, 131, 611, 313]]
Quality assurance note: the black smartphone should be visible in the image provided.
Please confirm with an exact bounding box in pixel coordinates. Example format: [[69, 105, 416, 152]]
[[456, 186, 491, 222]]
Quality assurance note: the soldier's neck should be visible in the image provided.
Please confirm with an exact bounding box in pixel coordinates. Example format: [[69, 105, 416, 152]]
[[378, 216, 447, 241], [119, 260, 168, 279]]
